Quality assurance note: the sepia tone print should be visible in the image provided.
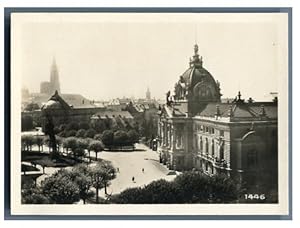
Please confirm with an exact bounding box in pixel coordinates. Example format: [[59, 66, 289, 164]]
[[11, 12, 289, 215]]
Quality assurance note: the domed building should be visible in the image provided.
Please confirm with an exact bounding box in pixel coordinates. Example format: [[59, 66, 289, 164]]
[[158, 44, 278, 196], [41, 90, 72, 130], [174, 44, 221, 104]]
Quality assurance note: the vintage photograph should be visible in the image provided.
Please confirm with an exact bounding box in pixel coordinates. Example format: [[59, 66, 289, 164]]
[[10, 11, 290, 216]]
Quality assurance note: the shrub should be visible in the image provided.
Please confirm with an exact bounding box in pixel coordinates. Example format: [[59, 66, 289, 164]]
[[76, 129, 86, 138], [101, 130, 114, 147], [127, 130, 139, 145], [65, 129, 77, 137], [84, 129, 97, 139], [94, 134, 102, 141], [113, 130, 128, 147], [78, 122, 90, 130], [66, 122, 79, 131], [21, 115, 34, 131]]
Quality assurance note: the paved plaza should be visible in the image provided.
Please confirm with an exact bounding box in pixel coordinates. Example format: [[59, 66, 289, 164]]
[[94, 144, 177, 198]]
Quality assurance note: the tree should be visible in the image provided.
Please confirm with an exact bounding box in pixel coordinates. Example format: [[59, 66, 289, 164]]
[[78, 122, 90, 130], [66, 121, 79, 131], [127, 130, 139, 145], [43, 136, 51, 153], [55, 136, 63, 153], [24, 102, 40, 111], [84, 128, 97, 139], [94, 133, 102, 141], [101, 130, 114, 149], [70, 164, 94, 204], [21, 135, 35, 151], [35, 135, 44, 152], [111, 187, 145, 204], [113, 130, 128, 148], [76, 129, 86, 138], [173, 171, 210, 203], [208, 174, 239, 203], [143, 179, 179, 203], [111, 180, 179, 204], [58, 130, 67, 138], [21, 115, 34, 131], [41, 169, 80, 204], [90, 161, 116, 203], [65, 129, 77, 137], [62, 137, 78, 155], [58, 124, 67, 132], [44, 115, 59, 159], [88, 140, 104, 161], [74, 138, 89, 160], [92, 120, 106, 133]]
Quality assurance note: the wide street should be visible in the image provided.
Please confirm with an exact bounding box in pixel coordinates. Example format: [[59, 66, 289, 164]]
[[92, 143, 177, 198]]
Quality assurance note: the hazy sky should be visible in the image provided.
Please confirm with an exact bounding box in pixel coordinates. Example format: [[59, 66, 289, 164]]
[[16, 13, 287, 101]]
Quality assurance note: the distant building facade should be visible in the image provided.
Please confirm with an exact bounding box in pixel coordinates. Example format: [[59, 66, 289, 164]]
[[41, 91, 106, 130], [158, 44, 278, 190]]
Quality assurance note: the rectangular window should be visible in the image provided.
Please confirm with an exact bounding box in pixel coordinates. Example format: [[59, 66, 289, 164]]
[[220, 130, 224, 137]]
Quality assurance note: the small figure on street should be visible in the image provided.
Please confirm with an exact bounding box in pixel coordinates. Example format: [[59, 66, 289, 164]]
[[117, 167, 119, 172], [132, 176, 135, 182], [142, 168, 144, 173]]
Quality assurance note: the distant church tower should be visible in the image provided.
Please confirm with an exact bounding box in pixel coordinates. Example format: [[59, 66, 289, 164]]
[[146, 87, 151, 100], [40, 58, 61, 95], [49, 58, 60, 94]]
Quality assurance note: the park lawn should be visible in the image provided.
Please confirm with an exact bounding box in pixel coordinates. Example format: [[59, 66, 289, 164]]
[[22, 150, 85, 168]]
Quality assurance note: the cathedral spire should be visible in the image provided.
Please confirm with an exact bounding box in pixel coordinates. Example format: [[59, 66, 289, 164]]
[[50, 57, 61, 94]]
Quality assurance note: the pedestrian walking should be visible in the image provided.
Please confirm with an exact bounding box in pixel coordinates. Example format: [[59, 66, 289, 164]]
[[142, 168, 144, 173], [132, 176, 135, 182], [117, 167, 119, 172]]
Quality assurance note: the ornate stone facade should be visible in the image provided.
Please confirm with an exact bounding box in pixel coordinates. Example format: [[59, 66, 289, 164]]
[[158, 44, 278, 189]]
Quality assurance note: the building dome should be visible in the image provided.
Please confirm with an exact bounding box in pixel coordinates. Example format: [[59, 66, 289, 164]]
[[174, 44, 221, 102], [41, 99, 62, 110], [41, 90, 71, 111]]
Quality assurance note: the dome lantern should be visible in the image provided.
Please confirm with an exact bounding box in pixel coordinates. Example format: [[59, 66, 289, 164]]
[[190, 44, 203, 68]]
